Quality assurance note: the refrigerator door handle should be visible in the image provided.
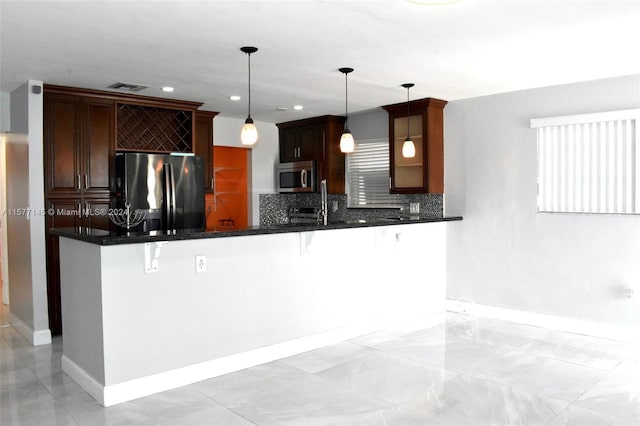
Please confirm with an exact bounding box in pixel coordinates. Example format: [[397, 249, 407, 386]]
[[169, 163, 177, 230], [163, 163, 171, 230]]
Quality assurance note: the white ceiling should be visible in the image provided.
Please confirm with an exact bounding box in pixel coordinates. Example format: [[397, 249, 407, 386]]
[[1, 0, 639, 123]]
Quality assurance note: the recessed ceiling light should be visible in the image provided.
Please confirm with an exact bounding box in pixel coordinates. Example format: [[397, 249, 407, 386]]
[[276, 107, 288, 111], [293, 105, 303, 111], [229, 95, 241, 101], [161, 86, 174, 92]]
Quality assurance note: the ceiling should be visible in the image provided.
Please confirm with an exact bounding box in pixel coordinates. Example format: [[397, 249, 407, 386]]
[[1, 0, 639, 123]]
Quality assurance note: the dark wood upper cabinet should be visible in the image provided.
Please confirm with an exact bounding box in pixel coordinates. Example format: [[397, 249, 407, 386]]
[[194, 111, 219, 192], [44, 93, 82, 194], [44, 92, 115, 195], [277, 115, 346, 194], [84, 98, 115, 193], [382, 98, 447, 194], [279, 124, 320, 162]]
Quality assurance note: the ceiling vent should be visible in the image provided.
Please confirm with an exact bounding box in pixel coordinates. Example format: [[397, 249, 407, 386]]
[[108, 82, 149, 92]]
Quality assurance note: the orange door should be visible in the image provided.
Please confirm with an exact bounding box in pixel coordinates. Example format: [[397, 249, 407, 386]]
[[206, 146, 249, 230]]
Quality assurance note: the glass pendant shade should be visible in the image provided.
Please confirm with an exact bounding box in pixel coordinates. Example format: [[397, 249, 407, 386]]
[[241, 118, 258, 146], [402, 137, 416, 158], [340, 130, 355, 153]]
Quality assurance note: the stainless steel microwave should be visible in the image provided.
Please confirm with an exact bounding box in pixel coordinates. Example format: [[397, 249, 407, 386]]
[[277, 160, 316, 193]]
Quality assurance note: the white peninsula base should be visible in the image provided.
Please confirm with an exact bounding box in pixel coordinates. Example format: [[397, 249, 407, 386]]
[[58, 223, 447, 406]]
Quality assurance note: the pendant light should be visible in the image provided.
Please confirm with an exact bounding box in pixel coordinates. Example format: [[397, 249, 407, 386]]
[[339, 67, 355, 153], [240, 46, 258, 146], [401, 83, 416, 158]]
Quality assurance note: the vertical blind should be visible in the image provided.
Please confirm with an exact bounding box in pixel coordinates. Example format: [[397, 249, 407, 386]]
[[346, 138, 401, 208], [531, 109, 640, 214]]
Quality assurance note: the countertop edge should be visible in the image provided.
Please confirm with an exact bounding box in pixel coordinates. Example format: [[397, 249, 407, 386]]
[[51, 216, 463, 246]]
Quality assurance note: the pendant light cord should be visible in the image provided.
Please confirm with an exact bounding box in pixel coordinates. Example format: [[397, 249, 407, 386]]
[[247, 52, 251, 119], [344, 72, 348, 130], [406, 86, 410, 139]]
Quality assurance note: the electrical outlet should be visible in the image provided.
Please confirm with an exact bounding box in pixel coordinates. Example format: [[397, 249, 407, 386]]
[[410, 203, 420, 214], [195, 255, 206, 273], [332, 200, 338, 212]]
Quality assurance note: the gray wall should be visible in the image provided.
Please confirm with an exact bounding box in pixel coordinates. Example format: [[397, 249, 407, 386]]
[[444, 74, 640, 327], [7, 81, 49, 344], [349, 108, 388, 140], [0, 92, 10, 132]]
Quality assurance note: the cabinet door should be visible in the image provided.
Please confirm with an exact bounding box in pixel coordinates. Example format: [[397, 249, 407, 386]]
[[297, 125, 318, 160], [44, 94, 82, 195], [84, 197, 113, 230], [391, 114, 425, 192], [83, 99, 115, 194], [280, 127, 298, 162]]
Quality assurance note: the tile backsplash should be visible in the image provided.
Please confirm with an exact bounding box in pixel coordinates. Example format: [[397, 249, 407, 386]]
[[259, 193, 443, 226]]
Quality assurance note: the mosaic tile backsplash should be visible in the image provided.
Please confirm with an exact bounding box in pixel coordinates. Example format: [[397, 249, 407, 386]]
[[259, 193, 443, 226]]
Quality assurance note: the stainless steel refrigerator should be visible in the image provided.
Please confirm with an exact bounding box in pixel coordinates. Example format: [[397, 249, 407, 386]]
[[115, 152, 205, 232]]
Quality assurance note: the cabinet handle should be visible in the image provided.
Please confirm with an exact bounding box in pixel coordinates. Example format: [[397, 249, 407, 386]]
[[211, 178, 214, 190], [84, 174, 89, 190], [77, 202, 82, 219], [389, 177, 392, 190], [77, 175, 81, 191]]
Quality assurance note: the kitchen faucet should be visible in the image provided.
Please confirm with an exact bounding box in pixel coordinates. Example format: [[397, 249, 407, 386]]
[[320, 179, 328, 226]]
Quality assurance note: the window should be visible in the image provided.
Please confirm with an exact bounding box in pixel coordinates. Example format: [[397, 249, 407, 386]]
[[346, 138, 401, 208], [531, 109, 640, 214]]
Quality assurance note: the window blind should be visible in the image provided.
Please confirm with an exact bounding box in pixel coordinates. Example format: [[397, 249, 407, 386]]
[[346, 138, 401, 208], [531, 109, 640, 214]]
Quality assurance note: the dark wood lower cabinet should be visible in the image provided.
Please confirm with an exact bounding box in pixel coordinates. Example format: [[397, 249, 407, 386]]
[[45, 197, 111, 335]]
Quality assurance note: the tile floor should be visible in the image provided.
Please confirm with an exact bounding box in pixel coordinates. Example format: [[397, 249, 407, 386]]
[[1, 308, 639, 425]]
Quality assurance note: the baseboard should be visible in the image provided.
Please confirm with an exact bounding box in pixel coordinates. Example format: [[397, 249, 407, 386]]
[[446, 299, 640, 344], [69, 309, 444, 407], [62, 355, 105, 405], [9, 312, 52, 346]]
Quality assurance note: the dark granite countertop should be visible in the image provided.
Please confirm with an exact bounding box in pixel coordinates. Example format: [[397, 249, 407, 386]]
[[50, 216, 463, 246]]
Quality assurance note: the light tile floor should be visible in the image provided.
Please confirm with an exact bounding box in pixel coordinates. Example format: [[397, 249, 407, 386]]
[[1, 311, 639, 425]]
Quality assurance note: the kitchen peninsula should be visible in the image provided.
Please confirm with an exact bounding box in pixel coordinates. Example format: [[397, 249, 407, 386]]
[[53, 217, 461, 406]]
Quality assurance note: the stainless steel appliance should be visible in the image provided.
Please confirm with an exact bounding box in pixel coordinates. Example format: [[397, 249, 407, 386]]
[[277, 160, 316, 193], [115, 152, 205, 232]]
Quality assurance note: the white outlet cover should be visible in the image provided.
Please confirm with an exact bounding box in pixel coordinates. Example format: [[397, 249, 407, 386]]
[[195, 255, 206, 273]]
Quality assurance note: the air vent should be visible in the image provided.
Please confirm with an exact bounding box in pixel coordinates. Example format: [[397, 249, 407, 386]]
[[108, 82, 149, 92]]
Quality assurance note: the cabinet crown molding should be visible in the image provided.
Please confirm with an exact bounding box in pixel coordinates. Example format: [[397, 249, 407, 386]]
[[382, 97, 448, 114], [44, 84, 204, 111]]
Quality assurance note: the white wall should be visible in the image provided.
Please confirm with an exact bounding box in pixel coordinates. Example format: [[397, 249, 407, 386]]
[[0, 92, 10, 132], [59, 222, 446, 404], [6, 81, 50, 345], [213, 116, 278, 226], [445, 75, 640, 328]]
